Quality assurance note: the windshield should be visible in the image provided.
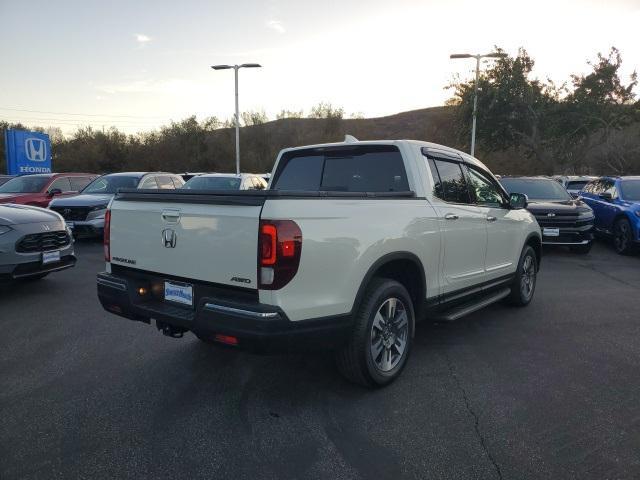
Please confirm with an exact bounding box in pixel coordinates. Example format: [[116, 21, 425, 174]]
[[566, 180, 589, 191], [0, 176, 50, 193], [620, 180, 640, 201], [183, 176, 242, 190], [500, 178, 571, 201], [82, 175, 140, 194]]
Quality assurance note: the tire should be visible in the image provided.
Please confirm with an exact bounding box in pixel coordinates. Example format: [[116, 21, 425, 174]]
[[335, 278, 414, 388], [613, 218, 636, 255], [506, 245, 537, 307], [569, 242, 592, 254]]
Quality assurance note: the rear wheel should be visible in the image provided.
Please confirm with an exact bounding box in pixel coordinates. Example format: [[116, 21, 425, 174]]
[[569, 242, 592, 254], [336, 278, 414, 388], [613, 218, 635, 255], [506, 245, 537, 307]]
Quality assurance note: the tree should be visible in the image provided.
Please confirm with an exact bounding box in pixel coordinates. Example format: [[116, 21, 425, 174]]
[[308, 102, 344, 119], [448, 48, 560, 173], [560, 48, 639, 173], [241, 110, 268, 126]]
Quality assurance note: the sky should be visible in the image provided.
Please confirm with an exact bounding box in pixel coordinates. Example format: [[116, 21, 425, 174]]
[[0, 0, 639, 134]]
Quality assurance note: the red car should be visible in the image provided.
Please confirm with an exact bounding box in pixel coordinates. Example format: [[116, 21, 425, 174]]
[[0, 173, 98, 208]]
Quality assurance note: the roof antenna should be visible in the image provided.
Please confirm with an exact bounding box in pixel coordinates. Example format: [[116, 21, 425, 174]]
[[344, 134, 358, 143]]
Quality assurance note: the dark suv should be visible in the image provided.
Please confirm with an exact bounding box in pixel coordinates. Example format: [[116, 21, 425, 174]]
[[500, 176, 595, 254]]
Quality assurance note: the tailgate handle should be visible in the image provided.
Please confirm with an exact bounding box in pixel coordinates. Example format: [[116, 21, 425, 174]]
[[161, 209, 181, 223]]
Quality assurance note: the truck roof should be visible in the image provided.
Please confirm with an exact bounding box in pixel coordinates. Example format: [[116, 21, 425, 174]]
[[280, 138, 492, 173]]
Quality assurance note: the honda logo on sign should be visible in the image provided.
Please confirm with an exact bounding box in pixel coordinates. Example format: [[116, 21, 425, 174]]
[[162, 229, 177, 248], [25, 138, 46, 162]]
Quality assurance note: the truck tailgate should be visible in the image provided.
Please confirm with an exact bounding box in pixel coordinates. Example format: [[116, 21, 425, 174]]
[[109, 195, 262, 288]]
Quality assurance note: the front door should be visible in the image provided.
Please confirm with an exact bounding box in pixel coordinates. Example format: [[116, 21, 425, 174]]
[[426, 157, 487, 294], [465, 165, 521, 281]]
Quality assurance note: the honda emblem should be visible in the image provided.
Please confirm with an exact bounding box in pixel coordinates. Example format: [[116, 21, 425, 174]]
[[162, 229, 177, 248]]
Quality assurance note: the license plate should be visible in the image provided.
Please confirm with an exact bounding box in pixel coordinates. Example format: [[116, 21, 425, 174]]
[[164, 281, 193, 307], [543, 227, 560, 237], [66, 222, 74, 229], [42, 250, 61, 264]]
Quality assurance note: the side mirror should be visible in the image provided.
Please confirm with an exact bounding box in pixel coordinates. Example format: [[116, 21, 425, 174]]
[[599, 192, 613, 201], [48, 188, 63, 197], [509, 192, 528, 210]]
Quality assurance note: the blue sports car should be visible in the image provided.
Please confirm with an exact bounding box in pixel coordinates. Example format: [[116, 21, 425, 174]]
[[579, 176, 640, 255]]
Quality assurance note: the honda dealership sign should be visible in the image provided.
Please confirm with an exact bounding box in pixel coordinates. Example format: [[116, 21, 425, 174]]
[[4, 129, 52, 175]]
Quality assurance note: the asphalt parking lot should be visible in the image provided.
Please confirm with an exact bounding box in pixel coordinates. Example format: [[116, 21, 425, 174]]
[[1, 241, 639, 480]]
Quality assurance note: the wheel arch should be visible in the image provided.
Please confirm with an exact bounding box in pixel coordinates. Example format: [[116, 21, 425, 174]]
[[525, 232, 542, 269], [351, 252, 427, 321]]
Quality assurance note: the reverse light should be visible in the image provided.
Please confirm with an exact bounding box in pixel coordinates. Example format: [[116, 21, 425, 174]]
[[258, 220, 302, 290], [104, 209, 111, 262]]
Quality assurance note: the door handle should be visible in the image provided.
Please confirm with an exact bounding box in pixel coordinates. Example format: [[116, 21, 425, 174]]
[[161, 209, 181, 223], [486, 216, 497, 222], [444, 213, 459, 220]]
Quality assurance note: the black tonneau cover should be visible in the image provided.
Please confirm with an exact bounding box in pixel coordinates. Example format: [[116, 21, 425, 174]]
[[114, 189, 416, 206]]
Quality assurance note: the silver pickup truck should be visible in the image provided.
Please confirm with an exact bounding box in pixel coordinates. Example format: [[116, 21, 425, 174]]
[[98, 139, 540, 387]]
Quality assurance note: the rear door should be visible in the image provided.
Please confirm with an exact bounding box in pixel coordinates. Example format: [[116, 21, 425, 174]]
[[425, 155, 487, 294], [109, 195, 262, 287]]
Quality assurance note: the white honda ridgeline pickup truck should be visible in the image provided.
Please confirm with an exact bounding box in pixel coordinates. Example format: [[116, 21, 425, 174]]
[[97, 139, 541, 387]]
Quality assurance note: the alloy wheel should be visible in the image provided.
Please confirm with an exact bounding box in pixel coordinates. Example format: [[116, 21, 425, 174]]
[[520, 254, 536, 301], [370, 297, 409, 372]]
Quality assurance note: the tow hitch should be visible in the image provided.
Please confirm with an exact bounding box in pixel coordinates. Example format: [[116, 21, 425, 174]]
[[156, 321, 187, 338]]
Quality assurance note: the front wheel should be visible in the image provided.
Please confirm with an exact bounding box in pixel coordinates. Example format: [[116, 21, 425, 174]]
[[613, 218, 635, 255], [336, 278, 414, 388], [506, 245, 537, 307]]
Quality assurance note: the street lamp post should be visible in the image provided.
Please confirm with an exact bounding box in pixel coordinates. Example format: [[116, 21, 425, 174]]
[[449, 52, 507, 157], [211, 63, 262, 175]]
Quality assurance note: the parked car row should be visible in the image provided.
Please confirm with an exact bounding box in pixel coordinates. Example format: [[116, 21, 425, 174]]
[[0, 170, 271, 283], [499, 175, 640, 255], [0, 159, 637, 291]]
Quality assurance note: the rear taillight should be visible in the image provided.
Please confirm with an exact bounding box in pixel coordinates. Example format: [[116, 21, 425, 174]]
[[104, 209, 111, 262], [258, 220, 302, 290]]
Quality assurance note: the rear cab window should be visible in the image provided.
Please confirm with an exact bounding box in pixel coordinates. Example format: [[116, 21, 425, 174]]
[[272, 145, 410, 193]]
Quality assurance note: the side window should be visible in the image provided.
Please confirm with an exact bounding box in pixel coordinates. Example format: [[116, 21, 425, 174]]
[[69, 176, 92, 191], [48, 177, 72, 192], [156, 176, 175, 189], [427, 158, 444, 199], [603, 180, 617, 198], [252, 177, 266, 190], [591, 180, 604, 194], [583, 181, 594, 194], [171, 176, 185, 188], [465, 167, 505, 207], [430, 159, 472, 204], [139, 177, 159, 189]]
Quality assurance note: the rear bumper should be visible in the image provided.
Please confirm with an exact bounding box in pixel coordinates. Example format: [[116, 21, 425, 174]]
[[97, 271, 352, 353]]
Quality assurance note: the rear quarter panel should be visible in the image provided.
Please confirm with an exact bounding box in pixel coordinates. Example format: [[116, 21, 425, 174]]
[[259, 198, 441, 321]]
